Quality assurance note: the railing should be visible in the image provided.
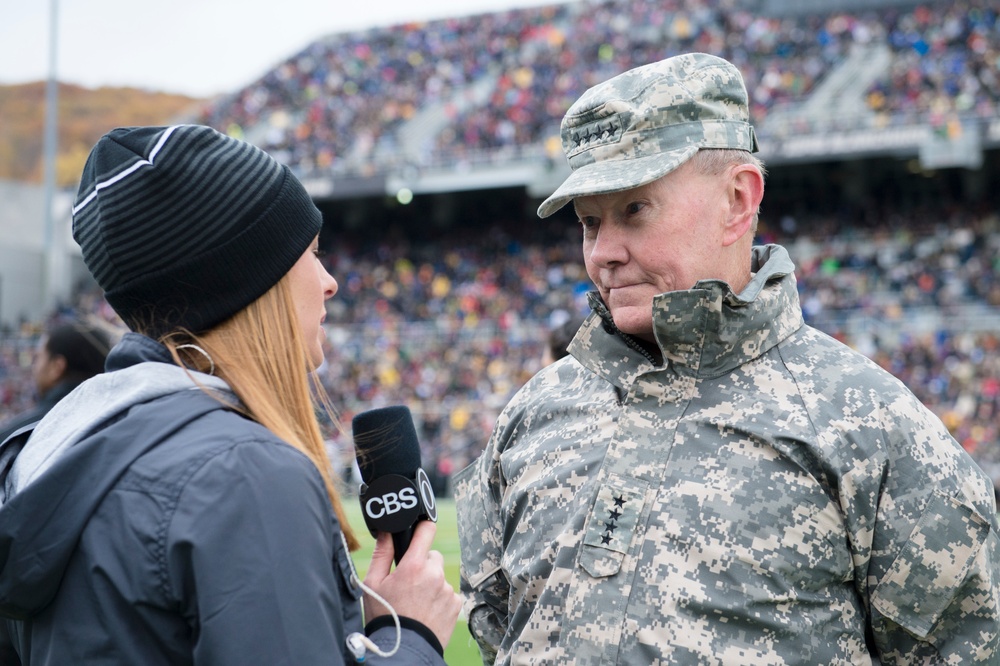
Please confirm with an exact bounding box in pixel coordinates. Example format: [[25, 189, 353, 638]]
[[807, 304, 1000, 341]]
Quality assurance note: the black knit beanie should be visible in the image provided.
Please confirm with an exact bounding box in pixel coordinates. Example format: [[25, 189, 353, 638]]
[[72, 125, 322, 336]]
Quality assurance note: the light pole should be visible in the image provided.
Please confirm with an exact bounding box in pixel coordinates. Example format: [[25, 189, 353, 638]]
[[41, 0, 61, 314]]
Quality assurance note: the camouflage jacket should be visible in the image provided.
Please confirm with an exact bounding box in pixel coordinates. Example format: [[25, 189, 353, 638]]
[[455, 244, 1000, 665]]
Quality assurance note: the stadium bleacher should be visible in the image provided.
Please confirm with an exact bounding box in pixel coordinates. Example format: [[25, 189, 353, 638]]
[[196, 0, 999, 179]]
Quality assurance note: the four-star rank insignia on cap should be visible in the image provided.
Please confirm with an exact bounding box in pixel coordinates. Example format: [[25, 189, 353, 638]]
[[568, 117, 624, 153]]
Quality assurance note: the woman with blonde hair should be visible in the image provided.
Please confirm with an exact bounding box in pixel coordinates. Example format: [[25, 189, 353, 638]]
[[0, 125, 460, 665]]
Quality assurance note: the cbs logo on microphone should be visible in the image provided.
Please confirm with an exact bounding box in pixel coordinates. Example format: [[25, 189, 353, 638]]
[[359, 468, 437, 534]]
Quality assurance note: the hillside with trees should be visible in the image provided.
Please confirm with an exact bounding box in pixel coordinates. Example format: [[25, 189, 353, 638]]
[[0, 82, 203, 187]]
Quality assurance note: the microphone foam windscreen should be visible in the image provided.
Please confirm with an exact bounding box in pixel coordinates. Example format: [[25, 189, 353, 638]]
[[351, 405, 422, 483]]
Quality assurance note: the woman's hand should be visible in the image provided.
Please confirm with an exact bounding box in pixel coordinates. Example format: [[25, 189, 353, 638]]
[[362, 520, 463, 649]]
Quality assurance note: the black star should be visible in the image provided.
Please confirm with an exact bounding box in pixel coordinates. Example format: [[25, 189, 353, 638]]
[[613, 495, 626, 508], [604, 521, 618, 532], [601, 533, 612, 545], [608, 508, 622, 520]]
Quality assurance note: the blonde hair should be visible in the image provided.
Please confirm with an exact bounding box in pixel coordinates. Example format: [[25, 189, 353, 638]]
[[162, 275, 359, 550]]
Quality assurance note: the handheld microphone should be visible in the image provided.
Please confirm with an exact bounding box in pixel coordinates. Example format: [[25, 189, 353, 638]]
[[351, 405, 437, 564]]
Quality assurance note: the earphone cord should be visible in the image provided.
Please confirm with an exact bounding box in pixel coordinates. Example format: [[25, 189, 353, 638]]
[[341, 532, 401, 662]]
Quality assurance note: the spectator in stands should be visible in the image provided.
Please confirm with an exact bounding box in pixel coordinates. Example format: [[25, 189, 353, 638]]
[[0, 320, 113, 445], [0, 125, 460, 665], [455, 53, 1000, 665]]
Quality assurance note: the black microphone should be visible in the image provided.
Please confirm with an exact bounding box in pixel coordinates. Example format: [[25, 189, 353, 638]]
[[351, 405, 437, 564]]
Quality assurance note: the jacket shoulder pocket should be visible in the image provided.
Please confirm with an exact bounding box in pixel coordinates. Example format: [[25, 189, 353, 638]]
[[871, 492, 991, 638]]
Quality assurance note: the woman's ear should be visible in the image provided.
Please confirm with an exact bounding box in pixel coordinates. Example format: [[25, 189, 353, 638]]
[[722, 164, 765, 247]]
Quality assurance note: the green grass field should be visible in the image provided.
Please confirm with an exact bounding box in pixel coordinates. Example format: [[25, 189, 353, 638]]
[[344, 498, 484, 665]]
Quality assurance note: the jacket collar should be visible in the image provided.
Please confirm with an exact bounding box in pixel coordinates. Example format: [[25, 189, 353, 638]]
[[105, 331, 177, 370], [571, 244, 803, 388]]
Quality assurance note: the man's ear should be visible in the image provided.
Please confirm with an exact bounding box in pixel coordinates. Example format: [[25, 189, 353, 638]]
[[722, 164, 764, 247]]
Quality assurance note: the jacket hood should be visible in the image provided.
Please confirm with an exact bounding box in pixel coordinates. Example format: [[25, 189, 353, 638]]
[[0, 333, 233, 619], [4, 333, 230, 500]]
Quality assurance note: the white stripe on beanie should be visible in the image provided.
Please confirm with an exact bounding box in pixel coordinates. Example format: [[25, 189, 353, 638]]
[[72, 125, 181, 216]]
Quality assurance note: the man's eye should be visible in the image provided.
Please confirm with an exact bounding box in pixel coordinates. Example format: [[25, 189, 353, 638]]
[[625, 202, 644, 215]]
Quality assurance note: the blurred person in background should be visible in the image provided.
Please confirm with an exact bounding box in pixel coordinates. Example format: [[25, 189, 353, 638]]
[[541, 313, 586, 367], [0, 125, 460, 665], [0, 320, 114, 446], [456, 53, 1000, 665]]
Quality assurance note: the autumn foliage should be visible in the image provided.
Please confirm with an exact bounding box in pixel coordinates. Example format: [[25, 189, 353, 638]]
[[0, 82, 204, 187]]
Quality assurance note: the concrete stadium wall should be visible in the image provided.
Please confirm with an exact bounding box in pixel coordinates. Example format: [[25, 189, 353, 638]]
[[0, 180, 78, 329], [0, 246, 45, 328]]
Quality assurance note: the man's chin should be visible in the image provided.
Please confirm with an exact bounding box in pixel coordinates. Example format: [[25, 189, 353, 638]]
[[611, 310, 654, 340]]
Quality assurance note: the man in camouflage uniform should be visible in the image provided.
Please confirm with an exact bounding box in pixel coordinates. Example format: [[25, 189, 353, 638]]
[[454, 53, 1000, 665]]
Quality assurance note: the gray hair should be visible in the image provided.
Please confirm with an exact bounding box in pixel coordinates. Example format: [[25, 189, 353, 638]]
[[689, 149, 765, 232]]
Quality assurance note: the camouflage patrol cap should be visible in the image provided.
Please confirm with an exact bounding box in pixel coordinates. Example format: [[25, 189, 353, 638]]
[[537, 52, 758, 218]]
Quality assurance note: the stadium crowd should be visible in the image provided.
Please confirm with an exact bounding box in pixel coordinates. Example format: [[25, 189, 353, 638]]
[[197, 2, 573, 176], [196, 0, 999, 176], [866, 0, 1000, 121], [4, 208, 1000, 492]]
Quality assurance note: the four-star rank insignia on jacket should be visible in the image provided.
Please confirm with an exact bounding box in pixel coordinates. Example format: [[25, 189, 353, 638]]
[[583, 482, 644, 556]]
